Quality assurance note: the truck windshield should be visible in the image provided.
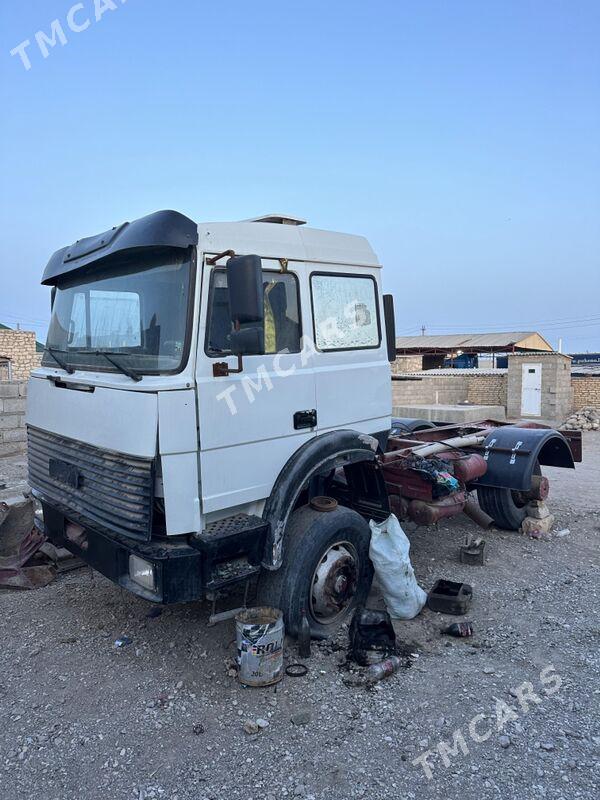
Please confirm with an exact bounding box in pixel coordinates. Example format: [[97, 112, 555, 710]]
[[43, 250, 192, 375]]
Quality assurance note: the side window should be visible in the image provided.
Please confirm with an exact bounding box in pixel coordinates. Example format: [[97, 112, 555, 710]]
[[311, 273, 380, 351], [206, 270, 301, 355]]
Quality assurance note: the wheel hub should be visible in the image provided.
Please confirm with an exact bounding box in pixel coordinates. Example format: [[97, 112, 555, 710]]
[[310, 542, 359, 623]]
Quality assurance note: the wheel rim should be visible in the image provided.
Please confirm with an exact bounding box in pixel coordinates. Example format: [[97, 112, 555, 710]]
[[309, 540, 359, 625]]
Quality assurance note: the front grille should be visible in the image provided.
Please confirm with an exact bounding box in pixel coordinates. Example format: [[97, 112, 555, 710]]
[[27, 426, 154, 541]]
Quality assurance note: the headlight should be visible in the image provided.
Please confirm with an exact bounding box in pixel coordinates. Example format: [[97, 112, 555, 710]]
[[129, 555, 156, 592]]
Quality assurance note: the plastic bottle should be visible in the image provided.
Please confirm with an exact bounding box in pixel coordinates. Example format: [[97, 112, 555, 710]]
[[442, 622, 474, 638], [365, 655, 403, 684], [298, 608, 311, 658]]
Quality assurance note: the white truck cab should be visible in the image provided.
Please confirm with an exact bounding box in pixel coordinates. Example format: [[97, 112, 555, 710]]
[[27, 210, 397, 636]]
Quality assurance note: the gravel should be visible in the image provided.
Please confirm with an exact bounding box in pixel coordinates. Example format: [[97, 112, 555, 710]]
[[1, 433, 599, 800]]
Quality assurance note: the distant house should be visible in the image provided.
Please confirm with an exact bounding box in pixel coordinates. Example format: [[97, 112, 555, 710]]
[[394, 331, 553, 372], [0, 324, 44, 380]]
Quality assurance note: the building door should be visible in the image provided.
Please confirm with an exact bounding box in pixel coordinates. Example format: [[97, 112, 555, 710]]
[[521, 363, 542, 416]]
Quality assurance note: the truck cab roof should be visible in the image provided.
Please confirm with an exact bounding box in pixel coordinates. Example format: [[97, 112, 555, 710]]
[[42, 209, 380, 286]]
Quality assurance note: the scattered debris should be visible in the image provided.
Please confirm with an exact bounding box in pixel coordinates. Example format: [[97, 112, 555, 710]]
[[285, 663, 309, 678], [563, 406, 600, 431], [235, 606, 284, 687], [368, 514, 427, 619], [459, 535, 486, 566], [427, 579, 473, 615], [365, 655, 404, 685], [298, 607, 311, 659], [192, 723, 205, 735], [441, 621, 474, 638], [349, 606, 397, 666], [256, 718, 270, 729], [114, 636, 133, 648], [499, 734, 511, 749], [555, 529, 570, 539]]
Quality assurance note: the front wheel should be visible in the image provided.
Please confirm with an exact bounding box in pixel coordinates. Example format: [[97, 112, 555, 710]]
[[257, 505, 373, 639]]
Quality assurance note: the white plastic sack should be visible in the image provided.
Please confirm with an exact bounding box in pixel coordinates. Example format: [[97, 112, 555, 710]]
[[369, 514, 427, 619]]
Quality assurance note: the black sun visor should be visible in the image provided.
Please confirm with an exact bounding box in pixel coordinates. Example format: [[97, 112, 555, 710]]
[[42, 209, 198, 285]]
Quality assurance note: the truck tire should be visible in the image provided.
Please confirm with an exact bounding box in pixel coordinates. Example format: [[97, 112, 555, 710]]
[[257, 504, 373, 640], [477, 463, 541, 531]]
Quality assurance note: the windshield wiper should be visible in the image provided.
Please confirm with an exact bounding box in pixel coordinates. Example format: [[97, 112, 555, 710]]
[[76, 350, 143, 382], [45, 347, 75, 374]]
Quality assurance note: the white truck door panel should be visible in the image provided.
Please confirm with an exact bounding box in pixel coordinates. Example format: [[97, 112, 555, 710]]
[[309, 267, 391, 435], [26, 376, 158, 458], [196, 259, 316, 513]]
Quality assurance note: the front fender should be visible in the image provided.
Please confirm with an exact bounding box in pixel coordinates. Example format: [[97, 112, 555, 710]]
[[262, 430, 386, 569], [473, 426, 575, 491]]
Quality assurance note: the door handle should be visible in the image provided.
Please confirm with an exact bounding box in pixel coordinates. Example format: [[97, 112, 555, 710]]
[[294, 409, 317, 430]]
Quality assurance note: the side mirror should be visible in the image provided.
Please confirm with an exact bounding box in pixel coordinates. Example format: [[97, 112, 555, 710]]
[[383, 294, 396, 363], [226, 254, 264, 356], [226, 254, 263, 324]]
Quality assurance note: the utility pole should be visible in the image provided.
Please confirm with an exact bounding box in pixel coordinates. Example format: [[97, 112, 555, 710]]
[[421, 325, 426, 336]]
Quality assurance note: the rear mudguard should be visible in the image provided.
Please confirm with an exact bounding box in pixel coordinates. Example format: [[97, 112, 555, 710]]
[[391, 417, 437, 435], [473, 426, 574, 491]]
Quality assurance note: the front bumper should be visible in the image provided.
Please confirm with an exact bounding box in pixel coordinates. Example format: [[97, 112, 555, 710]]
[[39, 500, 202, 603]]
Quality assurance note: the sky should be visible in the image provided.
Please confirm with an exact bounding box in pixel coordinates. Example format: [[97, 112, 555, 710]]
[[1, 0, 599, 352]]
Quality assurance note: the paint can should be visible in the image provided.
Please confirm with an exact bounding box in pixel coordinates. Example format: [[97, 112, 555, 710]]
[[236, 606, 284, 687]]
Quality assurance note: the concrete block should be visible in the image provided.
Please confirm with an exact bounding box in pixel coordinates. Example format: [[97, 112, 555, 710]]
[[0, 414, 20, 430], [18, 383, 28, 397], [0, 441, 23, 457], [3, 397, 26, 414], [0, 383, 19, 399], [392, 404, 506, 423], [2, 428, 26, 443]]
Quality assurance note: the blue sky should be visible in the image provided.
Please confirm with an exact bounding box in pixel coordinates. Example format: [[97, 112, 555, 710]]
[[1, 0, 599, 351]]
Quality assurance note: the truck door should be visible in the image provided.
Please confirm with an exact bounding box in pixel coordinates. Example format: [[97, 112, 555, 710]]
[[308, 267, 391, 437], [196, 259, 316, 515]]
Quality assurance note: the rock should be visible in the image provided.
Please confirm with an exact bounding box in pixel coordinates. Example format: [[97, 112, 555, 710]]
[[291, 710, 311, 726], [521, 514, 555, 537], [540, 740, 555, 752], [256, 718, 270, 729], [243, 720, 260, 735], [499, 735, 511, 749], [555, 529, 570, 538]]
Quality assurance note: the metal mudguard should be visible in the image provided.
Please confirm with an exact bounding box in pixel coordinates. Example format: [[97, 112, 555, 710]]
[[473, 426, 575, 491]]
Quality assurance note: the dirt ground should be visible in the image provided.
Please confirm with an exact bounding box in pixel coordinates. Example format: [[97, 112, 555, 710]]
[[1, 435, 599, 800]]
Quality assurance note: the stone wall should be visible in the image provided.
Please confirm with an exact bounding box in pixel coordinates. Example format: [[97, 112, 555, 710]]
[[0, 329, 42, 381], [467, 374, 507, 406], [0, 381, 27, 457], [391, 355, 422, 374], [572, 377, 600, 409]]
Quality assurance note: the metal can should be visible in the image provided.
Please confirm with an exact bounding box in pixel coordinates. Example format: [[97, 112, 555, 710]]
[[235, 606, 284, 687]]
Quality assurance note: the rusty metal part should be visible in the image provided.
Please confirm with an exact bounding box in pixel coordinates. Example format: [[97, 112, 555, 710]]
[[459, 536, 487, 565], [408, 492, 466, 525], [0, 496, 58, 589], [525, 475, 550, 501], [388, 493, 409, 520], [206, 249, 236, 265], [310, 541, 358, 623], [463, 495, 495, 529], [309, 496, 338, 513], [436, 452, 488, 483]]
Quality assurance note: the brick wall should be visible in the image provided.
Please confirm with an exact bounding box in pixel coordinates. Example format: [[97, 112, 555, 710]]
[[467, 374, 507, 406], [0, 381, 27, 457], [392, 373, 506, 407], [572, 377, 600, 409], [0, 330, 42, 381]]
